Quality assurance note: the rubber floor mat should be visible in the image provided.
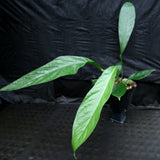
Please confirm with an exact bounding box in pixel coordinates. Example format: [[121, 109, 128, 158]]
[[0, 104, 160, 160]]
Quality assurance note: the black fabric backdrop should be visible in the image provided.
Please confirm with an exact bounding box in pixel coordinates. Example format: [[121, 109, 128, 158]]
[[0, 0, 159, 105]]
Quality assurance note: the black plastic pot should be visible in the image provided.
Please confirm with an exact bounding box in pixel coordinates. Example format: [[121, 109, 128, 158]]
[[108, 87, 136, 124], [110, 88, 136, 113]]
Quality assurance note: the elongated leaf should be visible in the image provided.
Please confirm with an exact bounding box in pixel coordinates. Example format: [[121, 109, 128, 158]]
[[128, 69, 156, 80], [72, 66, 118, 156], [119, 2, 136, 55], [112, 82, 127, 100], [0, 56, 103, 91]]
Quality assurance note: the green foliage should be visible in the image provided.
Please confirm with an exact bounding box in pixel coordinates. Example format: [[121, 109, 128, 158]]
[[92, 79, 97, 85], [119, 2, 136, 55], [72, 66, 117, 155], [128, 69, 156, 80], [123, 79, 133, 85], [0, 2, 156, 159], [112, 82, 127, 100], [0, 56, 103, 91], [119, 2, 136, 78]]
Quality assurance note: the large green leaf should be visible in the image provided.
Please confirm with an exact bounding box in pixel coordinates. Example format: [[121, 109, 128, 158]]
[[112, 82, 127, 101], [119, 2, 136, 55], [128, 69, 156, 80], [0, 56, 103, 91], [72, 66, 118, 157]]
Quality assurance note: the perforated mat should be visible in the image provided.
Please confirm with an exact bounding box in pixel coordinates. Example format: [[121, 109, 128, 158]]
[[0, 104, 160, 160]]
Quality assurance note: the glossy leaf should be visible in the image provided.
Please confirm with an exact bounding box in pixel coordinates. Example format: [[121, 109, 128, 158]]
[[119, 2, 136, 55], [128, 69, 155, 80], [72, 66, 118, 156], [0, 56, 103, 91], [112, 82, 127, 100]]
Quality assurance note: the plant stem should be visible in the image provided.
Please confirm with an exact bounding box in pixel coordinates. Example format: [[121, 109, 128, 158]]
[[120, 55, 123, 79]]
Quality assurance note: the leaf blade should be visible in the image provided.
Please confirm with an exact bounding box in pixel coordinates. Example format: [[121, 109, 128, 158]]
[[112, 82, 127, 100], [72, 66, 118, 155], [128, 69, 156, 80], [119, 2, 136, 55], [0, 56, 103, 91]]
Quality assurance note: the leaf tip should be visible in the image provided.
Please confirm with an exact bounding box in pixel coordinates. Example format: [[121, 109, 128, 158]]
[[72, 139, 77, 159], [124, 2, 134, 7], [0, 87, 6, 92], [73, 152, 77, 160]]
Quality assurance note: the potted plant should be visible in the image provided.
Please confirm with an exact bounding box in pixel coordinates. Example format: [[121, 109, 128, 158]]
[[109, 78, 137, 124], [0, 2, 155, 159]]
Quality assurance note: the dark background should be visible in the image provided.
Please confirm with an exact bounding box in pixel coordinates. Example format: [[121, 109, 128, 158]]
[[0, 0, 159, 105]]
